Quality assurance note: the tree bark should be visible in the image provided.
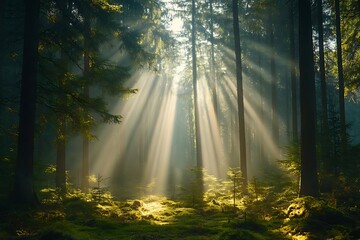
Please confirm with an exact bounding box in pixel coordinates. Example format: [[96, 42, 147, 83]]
[[298, 0, 319, 197], [317, 0, 330, 173], [232, 0, 247, 185], [209, 0, 218, 118], [269, 13, 279, 157], [55, 1, 70, 194], [82, 14, 91, 192], [289, 1, 298, 142], [192, 0, 202, 168], [12, 0, 40, 205], [335, 0, 346, 171]]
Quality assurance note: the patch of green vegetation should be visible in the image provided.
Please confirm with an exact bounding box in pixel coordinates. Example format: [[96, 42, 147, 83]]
[[283, 197, 358, 239], [1, 170, 359, 240], [219, 229, 266, 240]]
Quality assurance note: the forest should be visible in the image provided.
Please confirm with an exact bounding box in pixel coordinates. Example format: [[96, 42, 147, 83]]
[[0, 0, 360, 239]]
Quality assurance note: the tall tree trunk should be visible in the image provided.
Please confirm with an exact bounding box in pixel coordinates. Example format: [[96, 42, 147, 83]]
[[298, 0, 319, 197], [191, 0, 204, 204], [192, 0, 202, 168], [12, 0, 40, 205], [56, 1, 69, 194], [335, 0, 346, 171], [209, 0, 218, 117], [258, 52, 265, 165], [81, 14, 91, 192], [269, 14, 279, 157], [289, 1, 298, 142], [232, 0, 247, 185], [317, 0, 330, 173], [56, 121, 66, 193]]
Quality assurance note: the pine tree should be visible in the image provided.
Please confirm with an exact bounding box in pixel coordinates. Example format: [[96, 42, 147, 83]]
[[298, 0, 319, 197], [232, 0, 247, 185], [12, 0, 40, 205]]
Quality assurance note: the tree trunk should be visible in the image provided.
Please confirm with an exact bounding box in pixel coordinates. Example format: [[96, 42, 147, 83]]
[[12, 0, 40, 205], [191, 0, 204, 204], [82, 15, 91, 192], [192, 0, 202, 168], [298, 0, 319, 197], [82, 106, 90, 191], [317, 0, 330, 173], [209, 0, 218, 118], [335, 0, 346, 171], [232, 0, 247, 185], [269, 14, 279, 157], [55, 1, 70, 194], [258, 52, 265, 164], [289, 1, 298, 142]]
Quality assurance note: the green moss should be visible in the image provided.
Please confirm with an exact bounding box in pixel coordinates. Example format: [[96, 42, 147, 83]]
[[1, 190, 358, 240], [218, 229, 267, 240], [230, 219, 267, 233]]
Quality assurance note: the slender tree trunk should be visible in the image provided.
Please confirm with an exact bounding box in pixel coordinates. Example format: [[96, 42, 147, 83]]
[[209, 0, 218, 117], [335, 0, 346, 171], [81, 14, 91, 192], [258, 52, 265, 165], [12, 0, 40, 205], [269, 15, 279, 157], [192, 0, 202, 168], [191, 0, 204, 205], [298, 0, 319, 197], [317, 0, 330, 173], [232, 0, 247, 185], [56, 122, 66, 193], [82, 100, 90, 191], [56, 2, 69, 194], [289, 1, 298, 142]]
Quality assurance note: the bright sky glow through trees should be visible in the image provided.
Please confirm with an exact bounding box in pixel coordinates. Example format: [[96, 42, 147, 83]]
[[56, 0, 360, 199], [81, 0, 293, 197]]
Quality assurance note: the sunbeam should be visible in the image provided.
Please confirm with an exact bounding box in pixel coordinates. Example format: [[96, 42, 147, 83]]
[[89, 70, 182, 196], [198, 75, 227, 178]]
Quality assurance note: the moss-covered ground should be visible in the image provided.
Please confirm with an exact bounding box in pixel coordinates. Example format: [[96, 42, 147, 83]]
[[1, 189, 359, 240]]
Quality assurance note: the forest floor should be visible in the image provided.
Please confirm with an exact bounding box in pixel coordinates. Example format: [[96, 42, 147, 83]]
[[1, 190, 360, 240]]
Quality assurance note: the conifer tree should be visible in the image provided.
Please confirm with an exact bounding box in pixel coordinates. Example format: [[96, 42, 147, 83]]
[[12, 0, 40, 205], [298, 0, 319, 197]]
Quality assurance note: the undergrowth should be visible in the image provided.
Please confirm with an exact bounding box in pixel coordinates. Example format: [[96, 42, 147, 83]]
[[0, 179, 358, 240]]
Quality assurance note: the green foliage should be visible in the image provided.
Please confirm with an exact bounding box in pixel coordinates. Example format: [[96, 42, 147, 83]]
[[278, 141, 301, 178], [35, 0, 168, 144], [1, 184, 360, 240], [337, 0, 360, 94], [226, 167, 243, 210], [283, 197, 357, 239], [89, 174, 111, 203], [177, 167, 205, 208]]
